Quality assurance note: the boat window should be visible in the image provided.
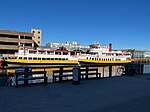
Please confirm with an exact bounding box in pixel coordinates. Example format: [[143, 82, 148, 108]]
[[28, 57, 32, 60], [33, 57, 37, 60], [38, 51, 46, 54], [107, 53, 111, 56], [47, 51, 54, 55], [20, 48, 23, 50], [29, 50, 37, 54], [51, 58, 54, 60], [63, 52, 68, 55], [55, 52, 61, 55], [70, 51, 75, 55], [62, 58, 65, 60], [86, 57, 88, 60], [47, 58, 50, 60], [12, 57, 17, 59], [59, 58, 62, 60], [55, 58, 58, 60], [42, 58, 46, 60], [66, 58, 68, 60], [24, 57, 27, 60], [92, 58, 94, 60], [38, 58, 41, 60], [19, 57, 22, 59], [115, 59, 121, 61]]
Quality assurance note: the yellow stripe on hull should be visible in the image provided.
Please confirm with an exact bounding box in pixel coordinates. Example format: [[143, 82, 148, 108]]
[[7, 59, 78, 64], [78, 59, 131, 64]]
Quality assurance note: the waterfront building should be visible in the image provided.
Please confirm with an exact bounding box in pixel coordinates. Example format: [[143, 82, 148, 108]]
[[0, 28, 42, 58], [127, 49, 150, 58], [31, 29, 42, 47], [46, 41, 90, 51], [132, 50, 145, 58], [144, 52, 150, 58]]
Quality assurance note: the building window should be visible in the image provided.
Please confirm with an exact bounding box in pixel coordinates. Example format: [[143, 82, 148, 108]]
[[38, 31, 40, 34], [33, 31, 35, 33], [38, 41, 40, 44], [38, 36, 40, 39]]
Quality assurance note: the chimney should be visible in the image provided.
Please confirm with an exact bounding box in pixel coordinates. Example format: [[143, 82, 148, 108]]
[[109, 43, 112, 51]]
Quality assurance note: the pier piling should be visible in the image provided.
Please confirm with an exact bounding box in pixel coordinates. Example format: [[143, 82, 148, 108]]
[[109, 65, 112, 77]]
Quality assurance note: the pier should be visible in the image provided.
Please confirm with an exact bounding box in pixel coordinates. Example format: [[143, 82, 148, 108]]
[[0, 62, 147, 112], [1, 73, 150, 112], [0, 62, 144, 86]]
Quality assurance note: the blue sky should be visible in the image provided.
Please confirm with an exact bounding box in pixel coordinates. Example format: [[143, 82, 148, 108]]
[[0, 0, 150, 49]]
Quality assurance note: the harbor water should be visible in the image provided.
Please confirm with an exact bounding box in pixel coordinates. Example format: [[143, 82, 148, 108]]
[[143, 64, 150, 74]]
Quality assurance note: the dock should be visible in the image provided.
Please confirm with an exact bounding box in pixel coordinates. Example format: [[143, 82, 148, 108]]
[[1, 74, 150, 112]]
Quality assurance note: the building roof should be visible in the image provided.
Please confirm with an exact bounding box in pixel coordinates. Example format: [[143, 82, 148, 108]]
[[0, 30, 33, 37]]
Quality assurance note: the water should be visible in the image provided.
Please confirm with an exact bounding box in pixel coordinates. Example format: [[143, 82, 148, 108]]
[[144, 64, 150, 74]]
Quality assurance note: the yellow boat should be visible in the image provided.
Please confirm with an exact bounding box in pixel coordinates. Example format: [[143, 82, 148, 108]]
[[6, 45, 78, 67], [78, 43, 132, 64], [6, 43, 132, 67]]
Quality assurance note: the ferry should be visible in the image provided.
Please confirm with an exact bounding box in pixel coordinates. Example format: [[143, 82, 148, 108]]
[[5, 43, 132, 67], [78, 43, 132, 64], [6, 45, 78, 67]]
